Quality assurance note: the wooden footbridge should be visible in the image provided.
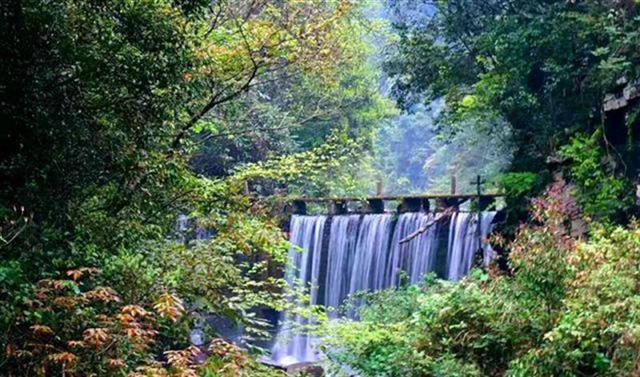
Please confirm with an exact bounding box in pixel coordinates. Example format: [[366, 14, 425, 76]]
[[283, 176, 504, 215], [285, 192, 504, 215]]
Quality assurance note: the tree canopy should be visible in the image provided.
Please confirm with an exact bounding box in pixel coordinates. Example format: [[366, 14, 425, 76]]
[[0, 0, 387, 374], [385, 0, 640, 173], [4, 0, 640, 375]]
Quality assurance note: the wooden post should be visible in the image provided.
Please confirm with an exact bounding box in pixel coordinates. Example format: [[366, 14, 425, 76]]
[[329, 200, 347, 215], [292, 200, 307, 215], [366, 199, 385, 213], [421, 198, 430, 212], [399, 197, 422, 213], [478, 195, 494, 211], [475, 175, 482, 250], [450, 175, 457, 195], [376, 181, 383, 196]]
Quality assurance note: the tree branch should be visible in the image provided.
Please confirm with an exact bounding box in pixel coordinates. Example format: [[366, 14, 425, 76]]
[[199, 108, 335, 142], [171, 13, 262, 150], [171, 62, 260, 150], [399, 207, 455, 245]]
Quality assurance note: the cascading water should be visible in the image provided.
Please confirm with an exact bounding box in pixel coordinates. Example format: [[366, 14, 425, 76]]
[[348, 214, 393, 295], [271, 210, 497, 367], [271, 215, 327, 366], [324, 215, 361, 316], [387, 213, 440, 286], [446, 212, 497, 281]]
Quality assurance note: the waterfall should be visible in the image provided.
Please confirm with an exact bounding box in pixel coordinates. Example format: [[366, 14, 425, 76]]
[[386, 213, 440, 287], [176, 214, 213, 241], [405, 213, 440, 284], [271, 215, 327, 366], [446, 212, 497, 281], [324, 215, 361, 315], [348, 214, 393, 295], [271, 210, 497, 366]]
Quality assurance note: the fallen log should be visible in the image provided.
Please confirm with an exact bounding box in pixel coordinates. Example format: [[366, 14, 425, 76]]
[[398, 207, 456, 245]]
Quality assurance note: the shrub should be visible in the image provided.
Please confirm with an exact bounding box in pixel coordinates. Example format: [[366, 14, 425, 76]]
[[320, 181, 640, 376], [559, 133, 635, 223]]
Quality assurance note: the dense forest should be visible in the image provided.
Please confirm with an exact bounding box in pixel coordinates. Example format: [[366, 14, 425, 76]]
[[3, 0, 640, 376]]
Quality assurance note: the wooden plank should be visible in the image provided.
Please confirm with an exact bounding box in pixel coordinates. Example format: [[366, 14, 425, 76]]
[[282, 193, 504, 203]]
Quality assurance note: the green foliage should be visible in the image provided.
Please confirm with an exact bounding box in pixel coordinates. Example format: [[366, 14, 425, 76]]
[[233, 132, 381, 197], [385, 0, 640, 176], [1, 0, 374, 374], [495, 173, 542, 200], [198, 339, 286, 377], [189, 2, 395, 179], [493, 172, 546, 235], [507, 222, 640, 376], [320, 275, 513, 376], [6, 0, 640, 375], [560, 133, 635, 222], [320, 182, 640, 376]]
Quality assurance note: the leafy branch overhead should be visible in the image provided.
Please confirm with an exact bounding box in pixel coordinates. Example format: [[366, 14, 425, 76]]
[[173, 0, 358, 149], [1, 0, 371, 375]]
